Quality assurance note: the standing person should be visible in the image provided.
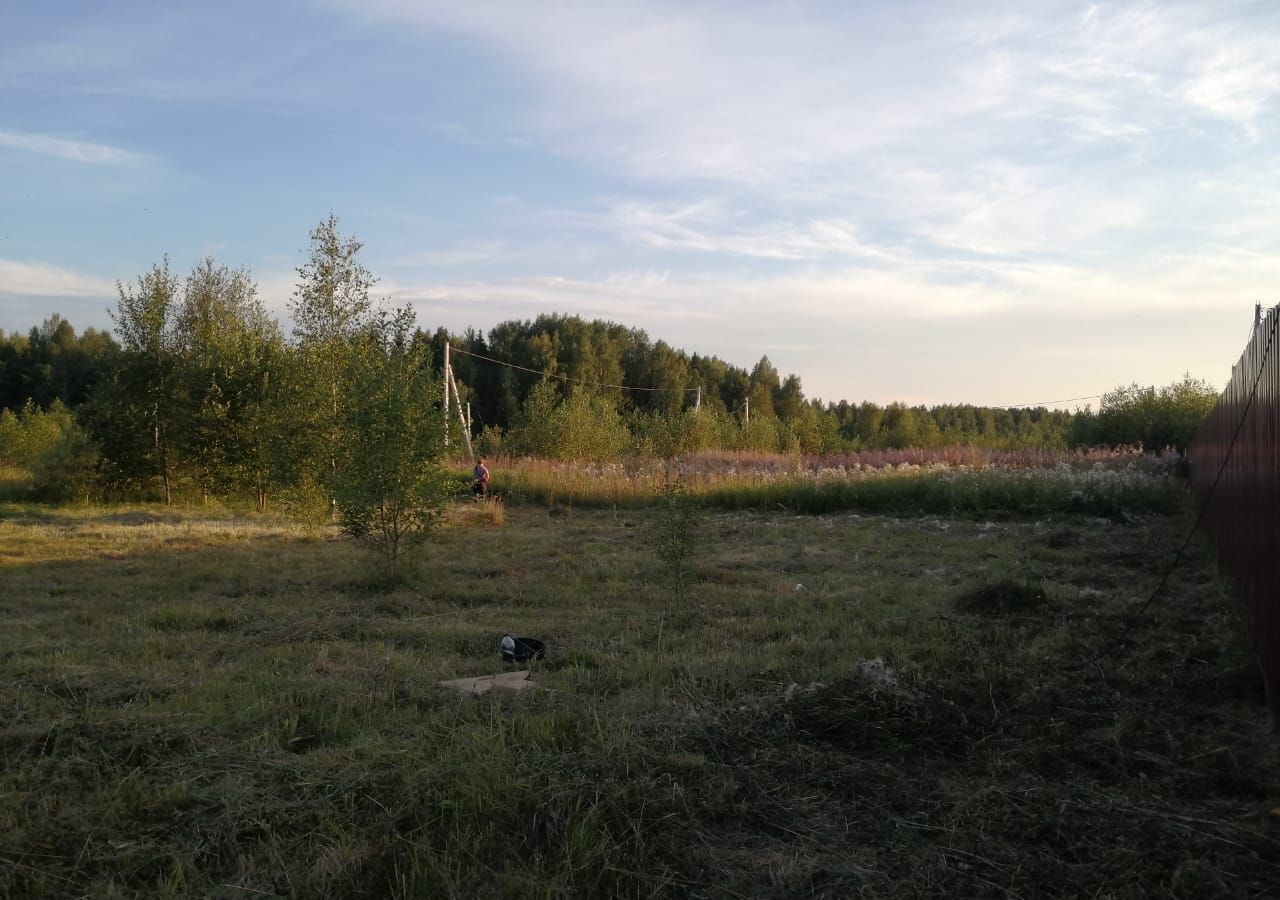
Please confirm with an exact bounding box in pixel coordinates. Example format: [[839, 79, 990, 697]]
[[472, 457, 490, 500]]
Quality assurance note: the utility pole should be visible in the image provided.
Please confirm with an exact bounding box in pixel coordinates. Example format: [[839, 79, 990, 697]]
[[744, 396, 750, 424], [447, 363, 474, 458], [695, 386, 701, 411], [443, 342, 451, 449]]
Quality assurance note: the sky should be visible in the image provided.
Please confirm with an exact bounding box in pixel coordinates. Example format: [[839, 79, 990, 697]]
[[3, 0, 1279, 408]]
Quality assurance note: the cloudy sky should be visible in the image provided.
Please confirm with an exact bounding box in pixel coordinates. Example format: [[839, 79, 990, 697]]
[[3, 0, 1278, 406]]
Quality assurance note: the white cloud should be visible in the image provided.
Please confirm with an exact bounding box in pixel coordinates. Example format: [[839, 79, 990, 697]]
[[0, 129, 142, 165], [597, 200, 898, 262], [0, 259, 116, 297]]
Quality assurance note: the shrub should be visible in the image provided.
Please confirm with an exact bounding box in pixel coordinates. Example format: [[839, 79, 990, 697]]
[[30, 421, 100, 502], [649, 477, 702, 601]]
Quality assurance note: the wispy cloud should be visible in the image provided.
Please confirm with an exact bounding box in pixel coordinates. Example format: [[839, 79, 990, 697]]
[[596, 200, 898, 262], [0, 259, 116, 296], [0, 129, 142, 165], [343, 0, 1280, 268]]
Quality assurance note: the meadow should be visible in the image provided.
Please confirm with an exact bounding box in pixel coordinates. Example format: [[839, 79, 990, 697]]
[[2, 461, 1279, 899]]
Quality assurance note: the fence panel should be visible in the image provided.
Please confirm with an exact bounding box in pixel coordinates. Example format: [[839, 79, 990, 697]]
[[1188, 304, 1280, 724]]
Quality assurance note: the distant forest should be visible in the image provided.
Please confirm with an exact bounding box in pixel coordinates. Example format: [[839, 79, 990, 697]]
[[0, 217, 1218, 503]]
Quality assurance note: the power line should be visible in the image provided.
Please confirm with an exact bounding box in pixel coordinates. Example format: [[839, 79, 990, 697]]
[[997, 383, 1192, 410], [997, 393, 1106, 409], [450, 345, 1177, 413], [448, 344, 700, 394]]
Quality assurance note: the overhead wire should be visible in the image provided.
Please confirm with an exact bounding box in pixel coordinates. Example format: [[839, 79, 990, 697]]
[[448, 344, 700, 394], [452, 343, 1121, 410], [997, 393, 1106, 409]]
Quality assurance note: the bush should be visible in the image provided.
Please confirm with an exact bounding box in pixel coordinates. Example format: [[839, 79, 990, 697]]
[[1075, 374, 1218, 451], [30, 418, 100, 503], [649, 477, 701, 601], [505, 382, 631, 462]]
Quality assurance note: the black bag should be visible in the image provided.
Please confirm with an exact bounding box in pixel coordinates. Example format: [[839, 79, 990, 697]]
[[501, 636, 546, 663]]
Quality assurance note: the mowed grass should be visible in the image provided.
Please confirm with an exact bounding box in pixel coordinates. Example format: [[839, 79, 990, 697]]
[[2, 498, 1279, 898]]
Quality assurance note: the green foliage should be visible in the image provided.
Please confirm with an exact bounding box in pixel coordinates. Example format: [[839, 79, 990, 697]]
[[557, 389, 630, 461], [288, 214, 376, 347], [739, 414, 788, 453], [172, 259, 284, 500], [0, 314, 117, 412], [649, 476, 702, 600], [289, 214, 378, 490], [0, 400, 100, 501], [474, 424, 505, 458], [1079, 374, 1219, 451], [0, 399, 64, 466], [100, 258, 183, 501], [506, 382, 630, 461], [30, 417, 99, 503], [332, 307, 450, 579], [504, 378, 561, 457], [0, 407, 17, 464]]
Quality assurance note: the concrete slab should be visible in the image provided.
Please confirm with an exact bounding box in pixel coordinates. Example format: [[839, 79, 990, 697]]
[[439, 670, 536, 696]]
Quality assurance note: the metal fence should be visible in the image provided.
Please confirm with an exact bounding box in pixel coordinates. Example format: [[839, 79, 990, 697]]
[[1187, 304, 1280, 724]]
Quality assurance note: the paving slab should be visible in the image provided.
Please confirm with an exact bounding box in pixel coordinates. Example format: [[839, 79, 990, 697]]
[[439, 670, 536, 696]]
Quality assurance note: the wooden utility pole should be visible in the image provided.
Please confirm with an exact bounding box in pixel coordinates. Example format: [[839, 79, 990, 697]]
[[443, 342, 451, 449], [445, 356, 474, 458]]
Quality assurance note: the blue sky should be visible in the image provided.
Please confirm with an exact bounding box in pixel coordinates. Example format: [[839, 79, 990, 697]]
[[3, 0, 1279, 407]]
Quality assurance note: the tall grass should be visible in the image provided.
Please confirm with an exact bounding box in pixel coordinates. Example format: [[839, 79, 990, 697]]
[[483, 450, 1183, 517]]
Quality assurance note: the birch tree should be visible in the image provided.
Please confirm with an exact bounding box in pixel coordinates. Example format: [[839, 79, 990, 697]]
[[101, 259, 181, 502], [332, 306, 451, 579], [288, 214, 377, 489]]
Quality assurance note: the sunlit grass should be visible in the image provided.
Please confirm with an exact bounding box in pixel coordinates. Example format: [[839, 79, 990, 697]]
[[481, 450, 1182, 516]]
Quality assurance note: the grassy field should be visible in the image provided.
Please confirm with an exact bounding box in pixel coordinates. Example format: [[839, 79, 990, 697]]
[[2, 493, 1278, 898]]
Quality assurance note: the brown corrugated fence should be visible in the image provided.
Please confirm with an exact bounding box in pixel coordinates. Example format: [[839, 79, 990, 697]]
[[1187, 304, 1280, 723]]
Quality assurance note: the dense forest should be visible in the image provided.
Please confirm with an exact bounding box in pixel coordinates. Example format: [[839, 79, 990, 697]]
[[0, 217, 1218, 504]]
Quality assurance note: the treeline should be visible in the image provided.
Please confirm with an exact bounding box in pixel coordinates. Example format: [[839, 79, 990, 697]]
[[0, 315, 117, 411], [431, 316, 1077, 456], [0, 216, 1220, 503]]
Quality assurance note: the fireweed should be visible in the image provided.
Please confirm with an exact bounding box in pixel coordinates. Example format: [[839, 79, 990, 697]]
[[480, 452, 1182, 517]]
